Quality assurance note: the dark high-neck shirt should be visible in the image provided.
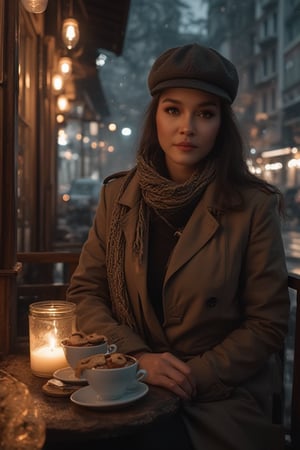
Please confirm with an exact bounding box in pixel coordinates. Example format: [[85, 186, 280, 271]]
[[147, 199, 199, 323]]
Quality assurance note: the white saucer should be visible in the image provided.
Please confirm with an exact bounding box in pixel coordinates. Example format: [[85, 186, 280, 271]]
[[70, 382, 149, 409], [53, 367, 87, 384]]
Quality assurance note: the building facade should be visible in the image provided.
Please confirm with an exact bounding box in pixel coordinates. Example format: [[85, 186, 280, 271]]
[[207, 0, 300, 189]]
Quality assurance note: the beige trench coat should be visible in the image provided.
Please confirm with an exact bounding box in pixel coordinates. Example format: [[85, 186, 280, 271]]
[[67, 171, 290, 450]]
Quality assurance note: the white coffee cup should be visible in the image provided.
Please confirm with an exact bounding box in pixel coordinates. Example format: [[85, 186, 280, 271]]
[[83, 355, 147, 401], [61, 339, 117, 370]]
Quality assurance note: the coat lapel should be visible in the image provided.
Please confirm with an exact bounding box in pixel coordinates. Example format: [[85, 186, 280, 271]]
[[165, 200, 220, 283]]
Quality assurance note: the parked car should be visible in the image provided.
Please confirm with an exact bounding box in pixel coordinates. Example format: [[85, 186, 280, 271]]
[[64, 178, 102, 227]]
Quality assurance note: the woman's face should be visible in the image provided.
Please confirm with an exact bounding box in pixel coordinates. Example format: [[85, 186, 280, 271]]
[[156, 87, 221, 182]]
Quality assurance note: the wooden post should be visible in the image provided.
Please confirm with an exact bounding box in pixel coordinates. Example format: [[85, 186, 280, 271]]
[[0, 0, 18, 357], [0, 267, 19, 359]]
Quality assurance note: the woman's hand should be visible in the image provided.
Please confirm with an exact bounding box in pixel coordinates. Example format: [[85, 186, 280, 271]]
[[135, 352, 197, 400]]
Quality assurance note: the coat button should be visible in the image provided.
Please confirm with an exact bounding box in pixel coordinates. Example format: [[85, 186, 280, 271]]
[[206, 297, 217, 308]]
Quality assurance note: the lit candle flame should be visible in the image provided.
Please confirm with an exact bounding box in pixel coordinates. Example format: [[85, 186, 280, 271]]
[[49, 336, 56, 351]]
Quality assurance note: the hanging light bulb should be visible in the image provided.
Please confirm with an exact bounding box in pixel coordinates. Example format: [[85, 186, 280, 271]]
[[58, 57, 72, 76], [62, 18, 80, 50], [21, 0, 48, 13], [52, 74, 64, 92], [57, 95, 70, 112]]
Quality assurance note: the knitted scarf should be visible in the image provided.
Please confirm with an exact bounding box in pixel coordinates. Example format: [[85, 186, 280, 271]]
[[106, 156, 216, 330]]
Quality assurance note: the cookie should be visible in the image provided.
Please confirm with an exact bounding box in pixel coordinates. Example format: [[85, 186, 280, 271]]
[[105, 353, 128, 368], [75, 354, 107, 378], [86, 333, 107, 345]]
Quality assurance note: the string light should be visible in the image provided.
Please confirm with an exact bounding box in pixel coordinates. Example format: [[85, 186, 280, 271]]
[[52, 74, 63, 92], [62, 18, 80, 50], [57, 95, 70, 112], [58, 57, 72, 76]]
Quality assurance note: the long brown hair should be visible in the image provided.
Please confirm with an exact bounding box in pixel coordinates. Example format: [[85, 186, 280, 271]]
[[136, 95, 284, 214]]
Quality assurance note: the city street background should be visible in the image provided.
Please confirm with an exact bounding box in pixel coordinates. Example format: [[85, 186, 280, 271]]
[[283, 227, 300, 274]]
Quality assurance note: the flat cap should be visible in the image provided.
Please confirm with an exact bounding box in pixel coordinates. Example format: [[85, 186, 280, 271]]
[[148, 43, 239, 103]]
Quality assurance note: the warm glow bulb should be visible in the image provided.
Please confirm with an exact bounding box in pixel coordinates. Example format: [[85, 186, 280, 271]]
[[57, 95, 70, 112], [62, 18, 80, 50], [52, 74, 63, 92], [56, 114, 65, 124], [108, 123, 117, 132], [21, 0, 48, 13], [58, 57, 72, 76]]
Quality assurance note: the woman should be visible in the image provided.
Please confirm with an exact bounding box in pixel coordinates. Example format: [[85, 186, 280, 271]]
[[67, 44, 290, 450]]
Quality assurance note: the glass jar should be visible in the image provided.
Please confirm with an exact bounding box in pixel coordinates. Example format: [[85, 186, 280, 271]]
[[0, 369, 46, 449], [29, 301, 76, 378]]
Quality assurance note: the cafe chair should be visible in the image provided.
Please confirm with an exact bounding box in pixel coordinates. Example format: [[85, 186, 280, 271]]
[[281, 273, 300, 449]]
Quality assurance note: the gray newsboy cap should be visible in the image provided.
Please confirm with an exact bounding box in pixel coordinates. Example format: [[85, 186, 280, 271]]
[[148, 43, 239, 104]]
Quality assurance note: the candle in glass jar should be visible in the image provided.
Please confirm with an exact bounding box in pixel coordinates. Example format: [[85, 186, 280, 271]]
[[29, 301, 76, 378], [30, 343, 67, 377]]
